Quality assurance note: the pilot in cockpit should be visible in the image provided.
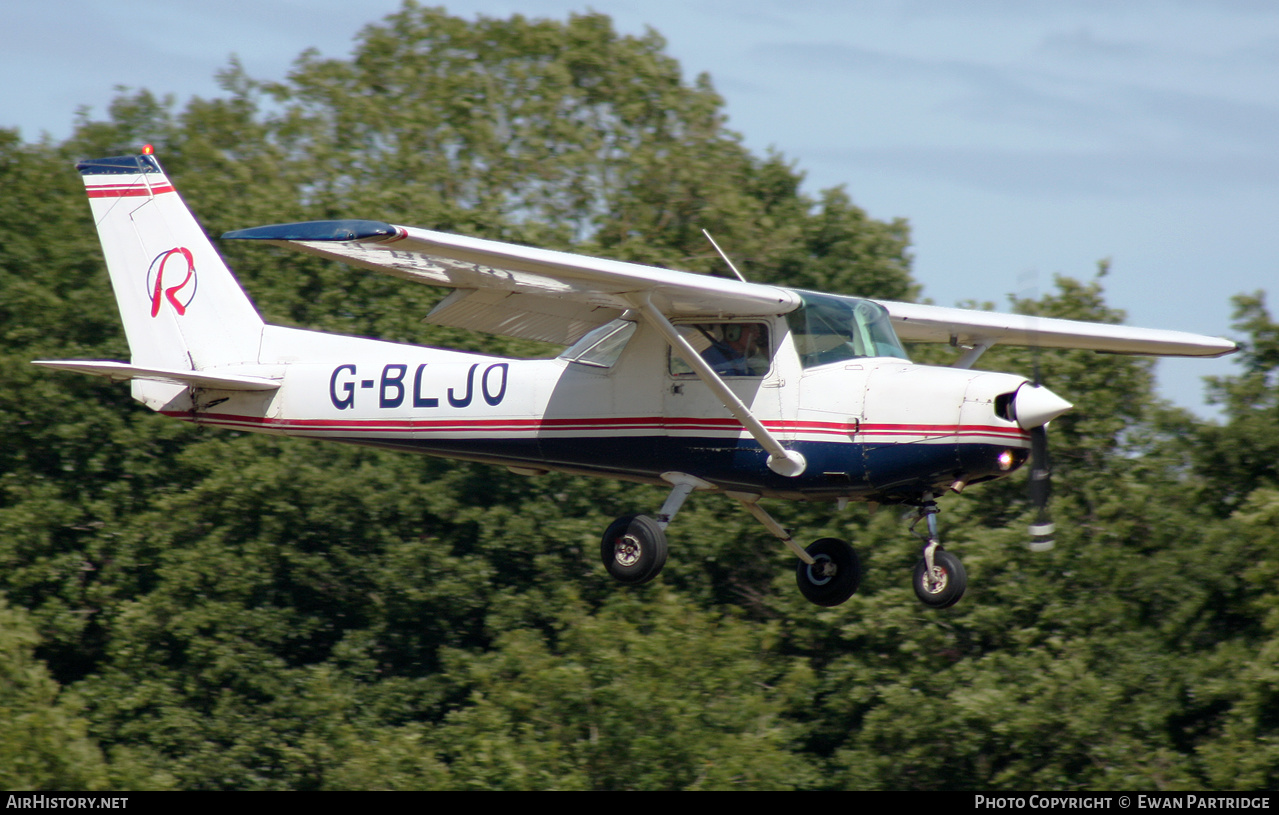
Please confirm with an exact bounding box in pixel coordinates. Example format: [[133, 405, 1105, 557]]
[[703, 323, 768, 376]]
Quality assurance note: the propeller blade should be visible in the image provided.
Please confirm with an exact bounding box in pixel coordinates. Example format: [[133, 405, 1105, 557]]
[[1027, 424, 1055, 552], [1019, 278, 1057, 551]]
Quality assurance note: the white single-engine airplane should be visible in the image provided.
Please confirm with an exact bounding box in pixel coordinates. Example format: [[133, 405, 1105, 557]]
[[37, 151, 1237, 609]]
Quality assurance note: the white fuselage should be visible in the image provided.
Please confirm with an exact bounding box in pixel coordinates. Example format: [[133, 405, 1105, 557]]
[[150, 316, 1033, 502]]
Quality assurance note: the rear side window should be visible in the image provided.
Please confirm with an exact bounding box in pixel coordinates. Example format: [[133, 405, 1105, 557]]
[[560, 320, 637, 368]]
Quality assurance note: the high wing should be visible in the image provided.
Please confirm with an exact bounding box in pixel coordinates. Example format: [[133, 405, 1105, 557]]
[[877, 300, 1238, 358], [223, 219, 1236, 358], [222, 220, 800, 345]]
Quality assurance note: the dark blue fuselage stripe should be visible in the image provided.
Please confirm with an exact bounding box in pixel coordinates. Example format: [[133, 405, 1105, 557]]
[[318, 434, 1027, 498]]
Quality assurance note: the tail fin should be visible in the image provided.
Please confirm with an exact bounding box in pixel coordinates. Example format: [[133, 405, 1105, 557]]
[[76, 153, 264, 371]]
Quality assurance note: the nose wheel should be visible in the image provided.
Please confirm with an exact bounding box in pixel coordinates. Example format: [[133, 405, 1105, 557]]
[[908, 494, 967, 609], [913, 548, 967, 608]]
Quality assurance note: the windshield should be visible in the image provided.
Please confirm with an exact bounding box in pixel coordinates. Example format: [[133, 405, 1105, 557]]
[[786, 291, 909, 368]]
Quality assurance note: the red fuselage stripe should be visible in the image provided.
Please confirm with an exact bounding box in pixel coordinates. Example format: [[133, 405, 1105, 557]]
[[161, 410, 1029, 441]]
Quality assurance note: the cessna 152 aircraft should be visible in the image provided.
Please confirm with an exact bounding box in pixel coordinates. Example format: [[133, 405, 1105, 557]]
[[36, 151, 1238, 609]]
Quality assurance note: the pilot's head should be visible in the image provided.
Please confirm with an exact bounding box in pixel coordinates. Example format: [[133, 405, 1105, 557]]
[[724, 323, 760, 350]]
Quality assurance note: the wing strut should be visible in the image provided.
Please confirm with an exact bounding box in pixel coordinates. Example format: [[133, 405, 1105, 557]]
[[952, 339, 996, 369], [632, 295, 807, 477]]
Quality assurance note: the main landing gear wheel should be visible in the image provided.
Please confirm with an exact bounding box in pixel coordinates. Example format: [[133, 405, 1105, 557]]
[[795, 538, 861, 607], [601, 514, 668, 585], [913, 549, 967, 609]]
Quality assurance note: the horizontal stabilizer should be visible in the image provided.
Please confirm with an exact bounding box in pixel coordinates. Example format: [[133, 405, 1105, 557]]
[[33, 360, 281, 391]]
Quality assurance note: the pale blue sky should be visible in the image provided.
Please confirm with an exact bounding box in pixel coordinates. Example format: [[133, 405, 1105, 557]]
[[5, 0, 1276, 416]]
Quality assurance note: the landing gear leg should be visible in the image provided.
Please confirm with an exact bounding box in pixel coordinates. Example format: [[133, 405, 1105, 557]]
[[728, 492, 861, 607], [909, 493, 967, 609]]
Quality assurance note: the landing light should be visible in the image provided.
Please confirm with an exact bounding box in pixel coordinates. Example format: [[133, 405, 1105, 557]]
[[998, 450, 1015, 471]]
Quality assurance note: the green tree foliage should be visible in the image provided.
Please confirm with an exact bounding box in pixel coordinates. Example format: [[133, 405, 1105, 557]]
[[421, 592, 813, 790], [0, 596, 109, 790], [1193, 294, 1279, 512], [1, 2, 1276, 791]]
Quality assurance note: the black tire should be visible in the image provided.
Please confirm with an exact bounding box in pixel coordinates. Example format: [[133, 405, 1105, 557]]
[[600, 514, 668, 585], [913, 549, 967, 609], [795, 538, 860, 607]]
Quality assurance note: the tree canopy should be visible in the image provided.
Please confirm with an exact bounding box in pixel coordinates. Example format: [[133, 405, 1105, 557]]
[[1, 2, 1274, 790]]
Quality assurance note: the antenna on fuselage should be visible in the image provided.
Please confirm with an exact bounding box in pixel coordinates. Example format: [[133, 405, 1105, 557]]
[[702, 229, 748, 283]]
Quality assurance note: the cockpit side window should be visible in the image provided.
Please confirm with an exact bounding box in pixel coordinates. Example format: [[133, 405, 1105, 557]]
[[668, 322, 771, 377], [559, 319, 637, 369], [786, 292, 909, 368]]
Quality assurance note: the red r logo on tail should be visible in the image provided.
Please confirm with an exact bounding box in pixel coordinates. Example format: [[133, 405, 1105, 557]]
[[147, 247, 197, 317]]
